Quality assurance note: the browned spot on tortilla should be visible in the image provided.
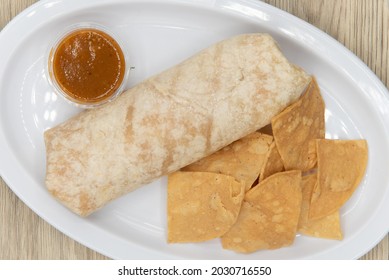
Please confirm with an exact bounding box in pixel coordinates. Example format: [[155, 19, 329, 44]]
[[49, 189, 62, 202], [138, 141, 152, 162], [79, 191, 94, 217], [125, 106, 134, 142], [204, 116, 213, 155], [161, 131, 174, 175]]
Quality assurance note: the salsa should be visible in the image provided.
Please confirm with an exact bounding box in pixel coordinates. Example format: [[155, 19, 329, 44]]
[[51, 28, 126, 105]]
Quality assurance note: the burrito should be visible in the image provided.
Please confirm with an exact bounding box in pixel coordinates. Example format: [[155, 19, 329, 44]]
[[45, 33, 311, 216]]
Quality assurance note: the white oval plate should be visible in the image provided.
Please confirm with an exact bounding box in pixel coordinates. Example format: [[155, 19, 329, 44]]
[[1, 0, 389, 259]]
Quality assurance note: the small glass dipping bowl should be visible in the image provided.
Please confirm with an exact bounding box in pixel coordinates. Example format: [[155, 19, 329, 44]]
[[47, 23, 129, 108]]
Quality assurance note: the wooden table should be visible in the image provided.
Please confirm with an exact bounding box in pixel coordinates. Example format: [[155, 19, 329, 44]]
[[1, 0, 388, 260]]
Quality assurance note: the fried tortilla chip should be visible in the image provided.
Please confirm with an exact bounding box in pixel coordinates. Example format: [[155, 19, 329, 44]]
[[271, 77, 325, 171], [182, 132, 273, 191], [309, 139, 368, 220], [298, 174, 343, 240], [221, 171, 302, 253], [259, 141, 284, 181], [307, 139, 318, 169], [167, 171, 245, 243]]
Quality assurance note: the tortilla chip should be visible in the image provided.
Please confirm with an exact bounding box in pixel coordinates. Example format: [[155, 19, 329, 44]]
[[271, 77, 325, 171], [259, 141, 284, 181], [307, 139, 318, 169], [182, 132, 273, 191], [298, 174, 343, 240], [221, 170, 302, 253], [167, 171, 245, 243], [309, 139, 368, 220]]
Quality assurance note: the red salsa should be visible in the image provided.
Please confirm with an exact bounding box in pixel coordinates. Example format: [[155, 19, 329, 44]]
[[51, 28, 125, 105]]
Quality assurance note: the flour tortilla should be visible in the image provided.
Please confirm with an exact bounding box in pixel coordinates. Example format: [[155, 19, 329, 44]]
[[44, 33, 311, 216]]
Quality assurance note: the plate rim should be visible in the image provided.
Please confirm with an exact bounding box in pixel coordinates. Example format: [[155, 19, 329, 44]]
[[0, 0, 389, 259]]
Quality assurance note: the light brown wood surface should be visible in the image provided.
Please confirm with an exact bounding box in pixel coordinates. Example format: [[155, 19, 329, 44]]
[[0, 0, 388, 260]]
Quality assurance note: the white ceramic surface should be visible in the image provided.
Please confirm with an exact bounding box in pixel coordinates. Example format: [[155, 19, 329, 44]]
[[1, 0, 389, 259]]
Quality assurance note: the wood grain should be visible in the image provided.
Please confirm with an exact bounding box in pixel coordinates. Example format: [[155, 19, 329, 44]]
[[0, 0, 388, 260]]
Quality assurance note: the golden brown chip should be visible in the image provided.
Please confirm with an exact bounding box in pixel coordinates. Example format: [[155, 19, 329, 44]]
[[182, 132, 273, 191], [309, 139, 368, 220], [307, 139, 318, 169], [167, 171, 245, 243], [259, 141, 284, 181], [298, 174, 343, 240], [221, 170, 302, 253], [271, 77, 325, 171]]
